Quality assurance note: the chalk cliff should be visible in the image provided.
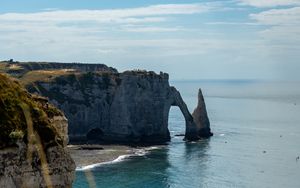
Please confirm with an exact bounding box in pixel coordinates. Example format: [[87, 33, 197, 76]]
[[1, 61, 212, 144], [0, 74, 75, 188], [24, 70, 212, 143]]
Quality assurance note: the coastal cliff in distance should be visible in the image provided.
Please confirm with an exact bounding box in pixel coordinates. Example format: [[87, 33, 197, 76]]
[[0, 73, 75, 188], [1, 61, 213, 144]]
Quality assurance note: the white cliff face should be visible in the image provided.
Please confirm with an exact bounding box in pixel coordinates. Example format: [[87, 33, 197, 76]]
[[26, 70, 212, 144], [107, 72, 173, 143]]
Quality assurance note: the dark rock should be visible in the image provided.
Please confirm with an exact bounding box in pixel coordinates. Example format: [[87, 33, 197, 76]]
[[26, 71, 206, 144], [192, 89, 213, 137], [77, 145, 104, 150]]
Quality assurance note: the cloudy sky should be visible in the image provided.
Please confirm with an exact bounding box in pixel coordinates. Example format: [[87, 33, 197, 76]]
[[1, 0, 299, 80]]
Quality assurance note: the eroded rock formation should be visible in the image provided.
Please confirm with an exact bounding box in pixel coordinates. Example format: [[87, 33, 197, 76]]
[[25, 71, 212, 143], [0, 74, 75, 188], [192, 89, 213, 137], [1, 61, 213, 144]]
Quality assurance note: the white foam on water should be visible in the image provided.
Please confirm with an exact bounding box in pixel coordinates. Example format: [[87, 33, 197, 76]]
[[76, 146, 162, 171], [76, 154, 132, 171], [146, 146, 162, 150]]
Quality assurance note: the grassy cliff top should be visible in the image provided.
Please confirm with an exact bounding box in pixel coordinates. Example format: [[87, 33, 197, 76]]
[[0, 61, 168, 87], [0, 60, 118, 76], [0, 73, 64, 148], [20, 69, 76, 85]]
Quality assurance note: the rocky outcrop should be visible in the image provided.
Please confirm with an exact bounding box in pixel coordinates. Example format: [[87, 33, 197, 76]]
[[0, 74, 75, 188], [24, 67, 212, 144], [0, 144, 75, 188], [170, 87, 199, 141], [192, 89, 213, 137]]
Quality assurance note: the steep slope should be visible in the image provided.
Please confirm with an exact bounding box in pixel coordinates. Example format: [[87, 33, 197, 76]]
[[0, 73, 75, 188]]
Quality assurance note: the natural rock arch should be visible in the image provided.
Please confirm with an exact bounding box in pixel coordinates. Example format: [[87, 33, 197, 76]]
[[168, 87, 211, 141], [24, 69, 212, 144]]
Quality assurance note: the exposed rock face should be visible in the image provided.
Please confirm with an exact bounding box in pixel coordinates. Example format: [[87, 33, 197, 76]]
[[50, 115, 69, 146], [192, 89, 213, 137], [1, 61, 213, 143], [170, 87, 199, 141], [24, 68, 212, 144], [0, 144, 75, 188], [0, 74, 75, 188]]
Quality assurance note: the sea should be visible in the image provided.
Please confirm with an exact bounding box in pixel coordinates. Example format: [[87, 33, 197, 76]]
[[73, 80, 300, 188]]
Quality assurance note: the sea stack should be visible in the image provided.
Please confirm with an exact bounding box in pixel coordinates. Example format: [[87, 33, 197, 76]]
[[192, 89, 213, 137], [0, 74, 75, 188]]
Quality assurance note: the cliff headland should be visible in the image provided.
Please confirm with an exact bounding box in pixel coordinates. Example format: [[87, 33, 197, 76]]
[[1, 61, 212, 145]]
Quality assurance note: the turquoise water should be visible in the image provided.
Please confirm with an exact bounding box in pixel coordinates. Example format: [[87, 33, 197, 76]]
[[73, 81, 300, 188]]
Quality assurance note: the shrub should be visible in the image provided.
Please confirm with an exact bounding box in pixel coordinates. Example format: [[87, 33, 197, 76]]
[[9, 130, 25, 141]]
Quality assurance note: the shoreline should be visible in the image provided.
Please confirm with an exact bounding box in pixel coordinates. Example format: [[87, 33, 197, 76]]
[[68, 144, 163, 171]]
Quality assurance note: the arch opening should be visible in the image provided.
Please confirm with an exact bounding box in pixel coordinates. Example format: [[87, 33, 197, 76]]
[[168, 106, 186, 139]]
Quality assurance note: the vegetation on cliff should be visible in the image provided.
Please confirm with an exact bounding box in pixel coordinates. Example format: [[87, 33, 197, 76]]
[[0, 60, 118, 78], [0, 73, 64, 148], [19, 69, 75, 85]]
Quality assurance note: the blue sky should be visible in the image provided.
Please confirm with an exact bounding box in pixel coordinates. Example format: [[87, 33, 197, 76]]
[[1, 0, 300, 80]]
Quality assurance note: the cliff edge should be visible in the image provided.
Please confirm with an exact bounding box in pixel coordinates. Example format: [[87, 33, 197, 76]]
[[0, 73, 75, 188], [24, 69, 212, 144], [1, 61, 213, 144]]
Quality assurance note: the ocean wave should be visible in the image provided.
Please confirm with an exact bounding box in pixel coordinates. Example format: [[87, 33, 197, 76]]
[[76, 154, 132, 171], [76, 146, 162, 171]]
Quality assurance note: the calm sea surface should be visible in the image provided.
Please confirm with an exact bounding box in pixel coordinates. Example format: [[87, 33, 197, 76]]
[[73, 80, 300, 188]]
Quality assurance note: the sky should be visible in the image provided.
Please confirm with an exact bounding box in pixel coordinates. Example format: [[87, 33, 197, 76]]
[[0, 0, 300, 80]]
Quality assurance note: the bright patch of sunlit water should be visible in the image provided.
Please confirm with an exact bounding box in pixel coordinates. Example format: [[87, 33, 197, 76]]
[[73, 80, 300, 188]]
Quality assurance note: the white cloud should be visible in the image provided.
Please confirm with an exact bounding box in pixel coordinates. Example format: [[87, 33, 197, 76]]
[[0, 4, 210, 23], [0, 3, 215, 58], [238, 0, 300, 7], [1, 2, 299, 80], [250, 7, 300, 25], [121, 26, 184, 32], [250, 7, 300, 43], [0, 3, 213, 36], [205, 21, 262, 25], [0, 3, 220, 62]]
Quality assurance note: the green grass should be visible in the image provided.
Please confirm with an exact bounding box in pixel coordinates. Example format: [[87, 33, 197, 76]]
[[0, 73, 64, 149], [20, 69, 75, 85], [0, 62, 8, 72]]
